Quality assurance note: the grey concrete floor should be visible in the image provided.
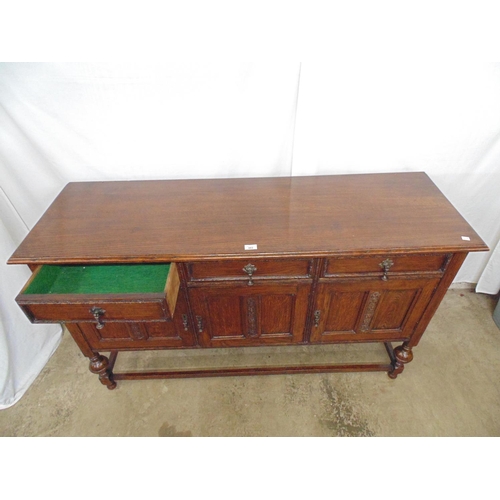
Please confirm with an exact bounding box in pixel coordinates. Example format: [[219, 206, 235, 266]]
[[1, 289, 499, 437]]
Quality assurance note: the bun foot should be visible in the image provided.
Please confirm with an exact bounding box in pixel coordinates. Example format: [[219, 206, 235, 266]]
[[89, 354, 117, 390], [388, 342, 413, 379]]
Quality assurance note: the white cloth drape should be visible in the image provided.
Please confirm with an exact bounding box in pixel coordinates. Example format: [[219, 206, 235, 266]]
[[478, 240, 500, 294], [0, 62, 301, 407], [1, 62, 499, 408], [0, 188, 61, 409], [291, 62, 500, 292]]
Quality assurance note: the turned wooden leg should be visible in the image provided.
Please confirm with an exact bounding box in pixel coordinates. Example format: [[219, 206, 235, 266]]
[[89, 354, 117, 390], [388, 342, 414, 379]]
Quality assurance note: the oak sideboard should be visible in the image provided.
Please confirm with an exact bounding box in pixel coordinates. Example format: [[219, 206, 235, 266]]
[[8, 173, 488, 389]]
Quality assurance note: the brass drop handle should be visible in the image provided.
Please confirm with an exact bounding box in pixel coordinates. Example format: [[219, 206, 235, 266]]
[[90, 306, 106, 329], [196, 316, 204, 333], [379, 258, 394, 281], [182, 314, 189, 331], [242, 263, 257, 286], [314, 310, 321, 327]]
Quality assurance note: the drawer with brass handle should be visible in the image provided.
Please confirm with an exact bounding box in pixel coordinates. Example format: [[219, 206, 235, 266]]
[[186, 258, 314, 283], [16, 263, 180, 325], [323, 253, 451, 279]]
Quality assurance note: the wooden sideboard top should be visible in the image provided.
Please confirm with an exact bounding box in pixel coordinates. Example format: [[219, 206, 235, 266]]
[[8, 172, 488, 264]]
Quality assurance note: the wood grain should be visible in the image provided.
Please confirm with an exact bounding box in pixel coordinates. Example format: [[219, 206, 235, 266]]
[[8, 173, 490, 386], [8, 173, 488, 264]]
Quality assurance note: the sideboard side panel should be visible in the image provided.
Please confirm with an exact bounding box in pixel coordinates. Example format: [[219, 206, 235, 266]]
[[65, 323, 96, 358], [408, 252, 468, 347]]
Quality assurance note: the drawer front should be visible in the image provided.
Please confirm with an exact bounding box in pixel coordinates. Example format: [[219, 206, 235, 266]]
[[16, 263, 180, 324], [187, 258, 314, 282], [18, 296, 170, 324], [323, 253, 450, 277]]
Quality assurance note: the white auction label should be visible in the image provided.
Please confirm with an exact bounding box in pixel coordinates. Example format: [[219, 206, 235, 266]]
[[461, 236, 471, 241], [244, 244, 258, 250]]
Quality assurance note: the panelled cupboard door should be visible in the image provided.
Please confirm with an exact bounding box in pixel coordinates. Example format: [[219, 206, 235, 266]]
[[78, 319, 195, 350], [310, 277, 440, 343], [189, 283, 311, 347]]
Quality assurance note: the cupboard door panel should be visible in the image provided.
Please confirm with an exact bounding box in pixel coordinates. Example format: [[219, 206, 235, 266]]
[[311, 278, 439, 343], [204, 295, 244, 340], [260, 294, 294, 336], [322, 291, 365, 334], [79, 320, 194, 349], [371, 289, 418, 331], [189, 283, 310, 347]]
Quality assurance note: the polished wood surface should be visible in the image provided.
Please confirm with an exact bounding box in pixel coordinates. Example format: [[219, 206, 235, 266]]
[[187, 257, 313, 282], [189, 282, 311, 347], [111, 360, 394, 380], [323, 253, 449, 276], [8, 173, 487, 264], [18, 295, 171, 323], [310, 277, 440, 343], [16, 263, 180, 323], [9, 173, 489, 387]]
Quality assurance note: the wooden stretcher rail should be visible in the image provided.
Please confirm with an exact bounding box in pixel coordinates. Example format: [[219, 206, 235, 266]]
[[107, 344, 395, 381]]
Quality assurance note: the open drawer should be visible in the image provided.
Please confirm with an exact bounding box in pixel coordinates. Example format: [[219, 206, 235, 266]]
[[16, 263, 180, 325]]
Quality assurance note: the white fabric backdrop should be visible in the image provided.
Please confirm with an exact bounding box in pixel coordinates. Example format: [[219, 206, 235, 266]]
[[292, 62, 500, 291], [0, 188, 61, 409], [1, 62, 499, 408], [0, 62, 301, 407]]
